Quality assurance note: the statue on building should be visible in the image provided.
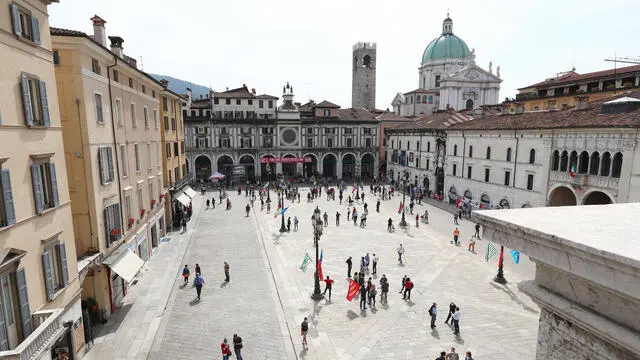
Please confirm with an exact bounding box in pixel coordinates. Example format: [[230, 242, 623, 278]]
[[489, 61, 493, 74], [497, 66, 501, 78]]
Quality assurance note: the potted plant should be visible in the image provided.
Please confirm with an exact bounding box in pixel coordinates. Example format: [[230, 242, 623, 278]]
[[140, 209, 146, 217], [110, 228, 120, 241], [159, 194, 165, 200], [128, 218, 135, 229], [151, 199, 156, 208], [623, 82, 634, 87]]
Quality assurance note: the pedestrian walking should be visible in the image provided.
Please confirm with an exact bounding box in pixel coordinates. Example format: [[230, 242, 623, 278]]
[[353, 210, 358, 225], [453, 228, 460, 246], [224, 262, 230, 282], [347, 207, 351, 220], [446, 347, 459, 360], [474, 223, 481, 238], [464, 351, 474, 360], [380, 275, 389, 301], [435, 351, 446, 360], [368, 283, 377, 307], [226, 198, 232, 210], [233, 334, 243, 360], [359, 284, 367, 310], [267, 201, 271, 212], [182, 264, 190, 284], [452, 307, 461, 335], [206, 199, 210, 208], [429, 302, 437, 328], [323, 212, 328, 226], [221, 338, 232, 360], [364, 253, 370, 271], [245, 204, 250, 217], [212, 197, 216, 209], [403, 277, 413, 300], [416, 214, 419, 228], [294, 216, 299, 231], [445, 302, 457, 324], [181, 217, 187, 233], [376, 199, 380, 212], [335, 211, 341, 226], [372, 253, 378, 275], [323, 276, 334, 300], [360, 257, 366, 274], [300, 317, 309, 349], [468, 236, 476, 252], [195, 263, 201, 276], [387, 218, 394, 232], [194, 273, 204, 300], [397, 244, 405, 264], [346, 256, 353, 278], [287, 217, 291, 232], [399, 275, 407, 294]]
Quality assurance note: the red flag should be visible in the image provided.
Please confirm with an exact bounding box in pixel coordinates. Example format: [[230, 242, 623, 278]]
[[346, 279, 360, 302], [317, 261, 323, 280], [398, 202, 403, 214], [456, 197, 461, 208]]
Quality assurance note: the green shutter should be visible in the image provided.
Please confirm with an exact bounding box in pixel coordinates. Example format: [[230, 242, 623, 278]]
[[49, 163, 59, 207], [30, 15, 40, 45], [31, 165, 43, 214], [104, 207, 111, 248], [98, 148, 105, 184], [114, 203, 122, 240], [1, 170, 15, 225], [56, 244, 69, 285], [42, 252, 54, 300], [15, 268, 32, 337], [107, 147, 114, 182], [21, 73, 33, 126], [39, 80, 50, 127], [0, 291, 7, 350], [10, 4, 21, 37]]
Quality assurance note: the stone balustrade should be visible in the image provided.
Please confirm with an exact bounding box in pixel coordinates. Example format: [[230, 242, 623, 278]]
[[0, 309, 65, 360]]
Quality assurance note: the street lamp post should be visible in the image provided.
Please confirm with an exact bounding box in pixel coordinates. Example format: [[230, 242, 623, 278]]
[[494, 245, 507, 284], [279, 190, 287, 233], [311, 206, 324, 300], [399, 170, 408, 227]]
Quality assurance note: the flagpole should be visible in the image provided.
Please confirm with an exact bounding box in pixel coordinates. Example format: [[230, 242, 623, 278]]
[[279, 191, 287, 233], [494, 245, 507, 284], [311, 206, 324, 300]]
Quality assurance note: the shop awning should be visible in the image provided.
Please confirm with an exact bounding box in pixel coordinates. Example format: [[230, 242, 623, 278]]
[[175, 191, 190, 207], [183, 186, 197, 198], [103, 249, 144, 283]]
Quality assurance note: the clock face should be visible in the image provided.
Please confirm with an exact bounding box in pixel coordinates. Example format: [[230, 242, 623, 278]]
[[281, 128, 298, 145]]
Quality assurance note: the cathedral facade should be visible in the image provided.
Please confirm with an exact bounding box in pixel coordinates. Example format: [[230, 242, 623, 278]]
[[392, 16, 502, 116]]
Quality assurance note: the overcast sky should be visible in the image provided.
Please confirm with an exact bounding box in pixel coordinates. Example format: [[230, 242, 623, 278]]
[[49, 0, 640, 109]]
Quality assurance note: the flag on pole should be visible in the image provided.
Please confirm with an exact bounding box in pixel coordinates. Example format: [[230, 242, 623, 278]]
[[280, 206, 289, 215], [398, 202, 403, 214], [299, 252, 312, 271], [352, 186, 356, 193], [317, 250, 323, 280], [510, 250, 520, 264], [570, 162, 576, 178], [485, 242, 498, 262], [346, 279, 361, 302]]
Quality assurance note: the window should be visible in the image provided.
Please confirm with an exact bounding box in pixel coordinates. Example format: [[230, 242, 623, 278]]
[[589, 152, 600, 176], [166, 143, 171, 158], [391, 140, 394, 148], [156, 143, 161, 167], [153, 109, 158, 129], [344, 128, 353, 134], [504, 171, 511, 186], [148, 181, 154, 208], [468, 146, 473, 158], [168, 170, 172, 185], [551, 150, 560, 171], [347, 138, 353, 147], [226, 99, 231, 105], [31, 161, 59, 214], [174, 142, 178, 157], [125, 194, 132, 223], [164, 116, 169, 131], [235, 99, 241, 105], [529, 149, 536, 164], [174, 168, 179, 183], [259, 100, 264, 108], [98, 147, 114, 184], [128, 78, 133, 88], [94, 93, 104, 123], [103, 203, 122, 248], [0, 169, 16, 227], [416, 157, 421, 168], [134, 144, 140, 171], [527, 174, 534, 190], [115, 99, 122, 126], [171, 118, 176, 131], [506, 148, 512, 162], [53, 50, 60, 65], [611, 152, 623, 178], [181, 141, 185, 154], [220, 138, 230, 148], [435, 75, 441, 88], [213, 98, 219, 105], [452, 164, 457, 176], [428, 95, 433, 104], [453, 145, 457, 156], [323, 109, 330, 116], [146, 143, 151, 170], [91, 59, 101, 75], [484, 168, 490, 182], [307, 138, 313, 148], [600, 152, 611, 176], [467, 166, 472, 179], [363, 128, 372, 135], [113, 69, 119, 82], [42, 242, 70, 299], [141, 85, 146, 94], [268, 100, 273, 108], [152, 90, 155, 98], [327, 138, 334, 148], [162, 97, 168, 112], [143, 107, 149, 128], [486, 147, 491, 160], [10, 3, 40, 44], [560, 151, 569, 171], [427, 142, 431, 152], [426, 159, 430, 170], [131, 103, 137, 128], [365, 138, 372, 147], [120, 145, 128, 177], [20, 72, 50, 127], [137, 186, 144, 216]]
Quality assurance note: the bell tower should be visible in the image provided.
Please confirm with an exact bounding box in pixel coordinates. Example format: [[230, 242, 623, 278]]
[[351, 42, 376, 110]]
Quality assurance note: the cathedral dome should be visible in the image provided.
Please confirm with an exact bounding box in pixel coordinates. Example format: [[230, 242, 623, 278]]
[[421, 16, 471, 64]]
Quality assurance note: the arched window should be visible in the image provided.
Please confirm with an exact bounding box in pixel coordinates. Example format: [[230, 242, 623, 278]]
[[416, 141, 420, 151], [465, 99, 474, 110], [423, 95, 427, 103], [506, 148, 512, 162], [578, 151, 589, 174], [589, 152, 600, 175], [600, 152, 611, 176], [469, 145, 473, 158], [363, 55, 371, 68], [407, 141, 411, 150], [428, 96, 433, 104], [569, 151, 578, 172], [560, 150, 569, 171], [486, 147, 491, 160], [529, 149, 536, 164], [453, 144, 458, 156], [551, 150, 560, 171], [612, 152, 623, 178], [399, 141, 402, 149], [427, 142, 431, 152]]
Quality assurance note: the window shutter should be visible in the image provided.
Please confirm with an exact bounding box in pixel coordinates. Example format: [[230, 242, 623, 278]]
[[114, 203, 122, 239], [15, 268, 32, 337], [31, 165, 43, 214], [10, 4, 21, 37], [98, 148, 105, 184], [30, 16, 40, 45], [0, 294, 7, 350], [1, 170, 16, 225], [104, 207, 111, 248], [39, 80, 50, 126], [42, 252, 54, 300], [49, 163, 59, 207], [56, 243, 69, 285], [107, 147, 114, 182], [21, 74, 33, 126]]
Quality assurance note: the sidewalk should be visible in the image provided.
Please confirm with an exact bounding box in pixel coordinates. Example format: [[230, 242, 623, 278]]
[[82, 196, 203, 360]]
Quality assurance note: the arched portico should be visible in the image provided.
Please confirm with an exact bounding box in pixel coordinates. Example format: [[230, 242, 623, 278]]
[[582, 190, 613, 205], [548, 186, 577, 206], [361, 153, 375, 180], [194, 155, 212, 181], [322, 153, 337, 179]]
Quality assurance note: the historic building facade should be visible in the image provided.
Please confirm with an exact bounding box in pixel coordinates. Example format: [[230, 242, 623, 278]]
[[386, 94, 640, 209], [0, 1, 85, 358], [392, 16, 501, 116], [184, 84, 380, 183], [52, 15, 166, 323]]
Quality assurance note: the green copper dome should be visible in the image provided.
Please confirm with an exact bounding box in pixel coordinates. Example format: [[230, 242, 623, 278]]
[[422, 34, 470, 63]]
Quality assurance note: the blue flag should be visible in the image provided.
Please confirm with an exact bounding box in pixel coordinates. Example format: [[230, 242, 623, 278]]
[[280, 206, 289, 215], [510, 250, 520, 264], [319, 249, 323, 263]]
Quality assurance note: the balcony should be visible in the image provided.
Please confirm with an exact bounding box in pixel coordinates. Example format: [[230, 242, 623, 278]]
[[550, 171, 620, 191], [0, 309, 65, 360]]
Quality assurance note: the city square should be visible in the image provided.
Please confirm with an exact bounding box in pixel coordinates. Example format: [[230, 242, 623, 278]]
[[82, 186, 539, 360]]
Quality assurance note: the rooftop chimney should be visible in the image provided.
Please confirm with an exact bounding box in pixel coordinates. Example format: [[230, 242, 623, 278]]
[[123, 55, 137, 69], [90, 15, 107, 47], [160, 79, 169, 89], [108, 36, 124, 58], [251, 88, 256, 95], [186, 88, 192, 107]]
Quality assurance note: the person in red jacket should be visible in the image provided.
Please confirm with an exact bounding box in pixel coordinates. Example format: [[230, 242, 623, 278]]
[[323, 276, 334, 300], [403, 277, 414, 300], [221, 338, 232, 360]]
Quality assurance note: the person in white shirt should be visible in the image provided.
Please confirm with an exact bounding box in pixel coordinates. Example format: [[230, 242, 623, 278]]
[[452, 307, 461, 335], [372, 254, 379, 275]]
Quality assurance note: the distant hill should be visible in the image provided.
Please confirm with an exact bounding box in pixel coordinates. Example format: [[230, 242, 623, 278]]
[[148, 74, 210, 99]]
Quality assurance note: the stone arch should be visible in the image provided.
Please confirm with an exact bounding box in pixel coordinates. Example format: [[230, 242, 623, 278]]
[[360, 152, 375, 180], [322, 153, 337, 178], [363, 55, 371, 68], [560, 150, 569, 171], [480, 193, 491, 208], [194, 154, 212, 181], [578, 151, 589, 174], [463, 189, 473, 200], [342, 153, 357, 180], [548, 185, 577, 206], [216, 155, 234, 179], [551, 150, 560, 171], [260, 154, 276, 181], [282, 154, 297, 177], [612, 152, 623, 178], [238, 154, 256, 182], [499, 198, 510, 209], [582, 190, 614, 205], [589, 152, 600, 176], [465, 99, 474, 109], [303, 153, 318, 178]]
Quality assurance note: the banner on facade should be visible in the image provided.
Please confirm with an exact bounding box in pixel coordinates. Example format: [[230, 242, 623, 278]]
[[260, 157, 312, 164]]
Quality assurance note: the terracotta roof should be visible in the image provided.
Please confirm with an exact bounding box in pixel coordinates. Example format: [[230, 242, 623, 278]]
[[315, 100, 340, 108], [256, 94, 279, 100], [376, 113, 412, 122], [336, 108, 378, 122], [391, 111, 474, 131], [520, 65, 640, 90], [214, 86, 253, 98], [405, 88, 440, 95], [449, 92, 640, 131], [50, 27, 86, 37]]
